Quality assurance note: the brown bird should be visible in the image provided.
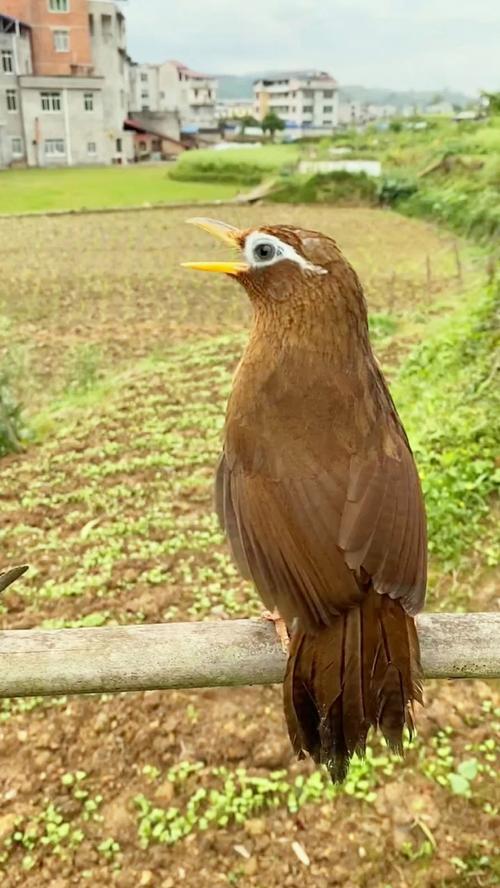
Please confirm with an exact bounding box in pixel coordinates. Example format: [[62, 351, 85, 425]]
[[183, 219, 426, 782]]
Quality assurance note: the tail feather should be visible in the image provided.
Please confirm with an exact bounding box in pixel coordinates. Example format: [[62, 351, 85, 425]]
[[283, 586, 422, 783]]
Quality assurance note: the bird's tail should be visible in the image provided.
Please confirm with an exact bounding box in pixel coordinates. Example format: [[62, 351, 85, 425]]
[[283, 586, 422, 783]]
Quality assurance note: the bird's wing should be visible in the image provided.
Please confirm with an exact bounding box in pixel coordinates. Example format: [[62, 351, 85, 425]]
[[216, 412, 426, 629]]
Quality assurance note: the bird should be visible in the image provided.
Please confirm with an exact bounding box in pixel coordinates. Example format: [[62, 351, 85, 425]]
[[182, 218, 426, 782]]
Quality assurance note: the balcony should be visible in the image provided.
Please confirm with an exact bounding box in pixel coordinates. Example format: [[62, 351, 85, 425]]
[[70, 64, 94, 77]]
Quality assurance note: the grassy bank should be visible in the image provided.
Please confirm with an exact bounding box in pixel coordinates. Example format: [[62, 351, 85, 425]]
[[169, 144, 299, 185], [0, 165, 239, 214]]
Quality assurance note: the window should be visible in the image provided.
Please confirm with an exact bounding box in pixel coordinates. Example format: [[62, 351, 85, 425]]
[[152, 138, 161, 151], [49, 0, 69, 10], [84, 92, 94, 111], [160, 91, 165, 99], [45, 138, 65, 157], [323, 105, 333, 113], [140, 72, 148, 82], [1, 50, 14, 74], [139, 140, 147, 151], [303, 105, 313, 113], [141, 105, 150, 111], [323, 89, 333, 98], [11, 137, 23, 156], [101, 14, 113, 39], [87, 141, 97, 156], [6, 89, 17, 112], [41, 91, 62, 111], [88, 14, 94, 35], [141, 90, 149, 99], [323, 120, 332, 125], [302, 89, 313, 98], [115, 138, 122, 152], [53, 29, 70, 52]]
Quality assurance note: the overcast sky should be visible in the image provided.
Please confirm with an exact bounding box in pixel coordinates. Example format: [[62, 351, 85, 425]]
[[123, 0, 499, 95]]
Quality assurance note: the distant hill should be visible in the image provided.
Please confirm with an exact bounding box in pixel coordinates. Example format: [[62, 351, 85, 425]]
[[216, 73, 473, 109]]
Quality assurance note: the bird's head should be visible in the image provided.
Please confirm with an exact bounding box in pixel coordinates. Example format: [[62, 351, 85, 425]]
[[182, 217, 368, 344]]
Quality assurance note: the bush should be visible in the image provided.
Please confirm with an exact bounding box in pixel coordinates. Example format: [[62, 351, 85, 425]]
[[270, 170, 378, 205], [378, 176, 418, 205], [170, 159, 265, 186], [394, 281, 500, 567], [169, 145, 300, 186], [0, 369, 25, 457], [401, 183, 500, 241]]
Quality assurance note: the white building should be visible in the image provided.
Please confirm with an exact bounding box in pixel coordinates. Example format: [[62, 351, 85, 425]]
[[253, 70, 339, 131], [0, 12, 31, 167], [130, 59, 217, 132], [215, 98, 255, 120], [88, 0, 133, 163], [0, 1, 133, 169]]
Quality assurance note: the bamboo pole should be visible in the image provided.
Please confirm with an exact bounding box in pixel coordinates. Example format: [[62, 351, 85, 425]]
[[0, 613, 498, 699]]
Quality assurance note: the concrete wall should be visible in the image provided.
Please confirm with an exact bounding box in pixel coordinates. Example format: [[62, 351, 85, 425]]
[[130, 110, 180, 142], [20, 73, 107, 165], [89, 0, 132, 162], [0, 26, 29, 165]]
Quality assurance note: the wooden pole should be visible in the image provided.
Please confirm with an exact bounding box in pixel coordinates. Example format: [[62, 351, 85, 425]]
[[0, 614, 498, 699]]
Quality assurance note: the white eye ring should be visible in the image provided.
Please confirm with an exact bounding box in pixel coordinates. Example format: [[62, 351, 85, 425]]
[[243, 230, 327, 274]]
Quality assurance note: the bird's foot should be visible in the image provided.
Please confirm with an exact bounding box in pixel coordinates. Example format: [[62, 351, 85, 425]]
[[262, 608, 290, 654]]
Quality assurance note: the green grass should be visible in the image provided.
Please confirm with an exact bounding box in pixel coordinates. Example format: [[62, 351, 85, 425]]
[[0, 166, 239, 214], [393, 281, 500, 571], [172, 144, 299, 171], [169, 144, 300, 184]]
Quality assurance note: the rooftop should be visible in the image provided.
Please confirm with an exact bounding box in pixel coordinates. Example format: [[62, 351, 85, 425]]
[[255, 70, 337, 86], [167, 60, 215, 80]]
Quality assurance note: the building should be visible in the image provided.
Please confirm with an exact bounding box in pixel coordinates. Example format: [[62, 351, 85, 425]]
[[215, 98, 255, 120], [124, 117, 184, 162], [253, 70, 339, 132], [0, 12, 31, 166], [424, 100, 454, 116], [129, 59, 217, 135], [338, 100, 365, 127], [0, 0, 132, 167], [1, 0, 93, 76], [128, 62, 181, 142], [88, 0, 133, 163]]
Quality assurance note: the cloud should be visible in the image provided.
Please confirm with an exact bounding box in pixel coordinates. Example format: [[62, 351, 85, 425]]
[[123, 0, 500, 93]]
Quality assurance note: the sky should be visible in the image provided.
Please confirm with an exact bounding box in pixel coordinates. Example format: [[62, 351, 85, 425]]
[[122, 0, 500, 95]]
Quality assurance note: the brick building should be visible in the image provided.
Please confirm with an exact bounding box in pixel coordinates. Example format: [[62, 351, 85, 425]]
[[0, 0, 132, 166]]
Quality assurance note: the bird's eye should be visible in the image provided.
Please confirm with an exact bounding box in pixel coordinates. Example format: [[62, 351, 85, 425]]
[[253, 241, 277, 263]]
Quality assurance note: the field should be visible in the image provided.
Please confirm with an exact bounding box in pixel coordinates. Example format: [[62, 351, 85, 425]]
[[0, 166, 239, 215], [0, 204, 498, 887]]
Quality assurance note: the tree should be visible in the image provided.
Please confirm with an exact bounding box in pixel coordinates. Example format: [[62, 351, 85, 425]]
[[262, 111, 285, 141], [481, 91, 500, 115], [239, 114, 259, 135]]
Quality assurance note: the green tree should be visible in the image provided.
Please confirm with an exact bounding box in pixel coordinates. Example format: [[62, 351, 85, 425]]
[[262, 111, 285, 141], [481, 91, 500, 114], [239, 114, 259, 135]]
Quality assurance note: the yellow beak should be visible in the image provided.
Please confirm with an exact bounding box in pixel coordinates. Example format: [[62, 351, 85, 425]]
[[181, 217, 249, 276]]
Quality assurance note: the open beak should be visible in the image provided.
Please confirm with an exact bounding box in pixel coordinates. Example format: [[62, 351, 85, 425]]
[[181, 217, 249, 276]]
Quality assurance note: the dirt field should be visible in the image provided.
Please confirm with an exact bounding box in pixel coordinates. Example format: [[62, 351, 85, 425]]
[[0, 206, 497, 887]]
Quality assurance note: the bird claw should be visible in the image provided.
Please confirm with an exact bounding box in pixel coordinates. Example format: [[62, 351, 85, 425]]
[[262, 608, 290, 654]]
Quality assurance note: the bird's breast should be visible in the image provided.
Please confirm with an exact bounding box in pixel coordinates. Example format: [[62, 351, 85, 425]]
[[225, 345, 379, 477]]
